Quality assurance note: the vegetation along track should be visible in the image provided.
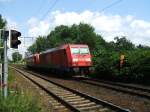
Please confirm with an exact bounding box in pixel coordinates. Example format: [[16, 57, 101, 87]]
[[12, 67, 130, 112], [74, 77, 150, 100]]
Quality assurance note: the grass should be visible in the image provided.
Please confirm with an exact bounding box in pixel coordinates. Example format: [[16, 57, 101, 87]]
[[8, 68, 15, 84], [0, 68, 42, 112], [0, 91, 42, 112]]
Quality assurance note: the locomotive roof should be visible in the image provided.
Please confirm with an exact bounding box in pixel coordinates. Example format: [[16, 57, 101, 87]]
[[25, 53, 39, 58], [40, 45, 67, 54], [40, 47, 62, 54], [25, 44, 89, 58], [40, 44, 89, 55]]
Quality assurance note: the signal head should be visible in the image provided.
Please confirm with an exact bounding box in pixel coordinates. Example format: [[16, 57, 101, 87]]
[[9, 30, 21, 49]]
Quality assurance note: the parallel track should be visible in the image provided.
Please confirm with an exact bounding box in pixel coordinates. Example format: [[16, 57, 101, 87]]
[[74, 77, 150, 99], [12, 67, 130, 112]]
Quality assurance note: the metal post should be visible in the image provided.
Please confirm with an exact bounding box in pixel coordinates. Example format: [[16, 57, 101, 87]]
[[0, 30, 2, 95], [0, 64, 2, 95], [0, 30, 2, 93], [0, 29, 3, 96], [3, 30, 8, 98]]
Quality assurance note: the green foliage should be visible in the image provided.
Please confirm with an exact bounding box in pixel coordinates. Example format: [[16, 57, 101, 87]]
[[0, 14, 7, 62], [0, 91, 41, 112], [28, 43, 37, 54], [126, 49, 150, 84], [93, 49, 119, 79], [8, 68, 15, 83], [28, 36, 47, 53], [0, 68, 42, 112], [0, 14, 7, 29], [28, 23, 104, 53], [114, 36, 135, 51], [92, 36, 150, 84], [12, 52, 22, 63]]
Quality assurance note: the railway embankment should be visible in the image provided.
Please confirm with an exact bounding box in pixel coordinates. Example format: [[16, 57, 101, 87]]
[[6, 66, 150, 112], [0, 67, 59, 112]]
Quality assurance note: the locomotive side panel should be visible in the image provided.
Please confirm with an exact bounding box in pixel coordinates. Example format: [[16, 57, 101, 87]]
[[51, 49, 68, 68], [34, 54, 40, 65]]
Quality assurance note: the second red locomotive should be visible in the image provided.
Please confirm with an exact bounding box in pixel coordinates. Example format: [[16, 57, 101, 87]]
[[26, 44, 92, 75]]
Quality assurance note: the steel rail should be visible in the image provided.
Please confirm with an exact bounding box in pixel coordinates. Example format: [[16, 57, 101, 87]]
[[75, 77, 150, 99], [13, 67, 131, 112], [12, 67, 81, 112]]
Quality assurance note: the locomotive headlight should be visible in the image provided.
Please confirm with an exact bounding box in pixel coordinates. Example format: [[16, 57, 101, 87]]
[[85, 58, 91, 61], [73, 58, 78, 62]]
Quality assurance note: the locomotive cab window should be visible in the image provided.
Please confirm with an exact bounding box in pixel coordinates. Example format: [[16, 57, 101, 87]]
[[80, 47, 89, 54], [71, 48, 80, 54]]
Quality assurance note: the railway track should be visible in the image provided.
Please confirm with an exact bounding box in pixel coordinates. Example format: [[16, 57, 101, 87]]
[[74, 77, 150, 100], [12, 67, 130, 112]]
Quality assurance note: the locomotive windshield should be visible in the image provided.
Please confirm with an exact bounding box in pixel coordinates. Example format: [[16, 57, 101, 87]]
[[71, 48, 80, 54], [80, 47, 89, 54], [71, 47, 89, 54]]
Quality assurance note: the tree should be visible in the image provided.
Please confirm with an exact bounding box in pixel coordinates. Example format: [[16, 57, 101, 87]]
[[0, 14, 7, 62], [27, 43, 37, 54], [137, 44, 150, 50], [12, 52, 22, 63], [28, 23, 105, 53], [46, 25, 75, 48], [114, 36, 135, 52], [0, 14, 7, 29]]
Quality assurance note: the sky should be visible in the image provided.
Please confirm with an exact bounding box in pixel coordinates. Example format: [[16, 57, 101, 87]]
[[0, 0, 150, 57]]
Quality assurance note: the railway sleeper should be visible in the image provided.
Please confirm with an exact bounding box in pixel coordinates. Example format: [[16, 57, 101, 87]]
[[73, 102, 96, 108], [66, 97, 85, 102], [78, 105, 102, 111], [51, 90, 67, 94], [63, 95, 81, 99], [69, 99, 91, 104], [48, 99, 69, 111], [60, 94, 77, 98], [55, 92, 72, 95], [98, 108, 112, 112], [49, 99, 69, 112], [52, 90, 71, 94], [56, 93, 76, 97], [51, 88, 64, 92]]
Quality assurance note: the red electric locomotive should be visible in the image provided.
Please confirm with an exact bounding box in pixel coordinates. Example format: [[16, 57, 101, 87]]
[[26, 44, 92, 75]]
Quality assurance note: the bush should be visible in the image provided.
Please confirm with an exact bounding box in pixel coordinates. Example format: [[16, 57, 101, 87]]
[[93, 49, 120, 80], [93, 48, 150, 85], [129, 50, 150, 84], [0, 91, 41, 112], [0, 68, 42, 112]]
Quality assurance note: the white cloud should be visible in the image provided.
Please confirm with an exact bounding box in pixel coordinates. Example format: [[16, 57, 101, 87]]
[[27, 10, 150, 46], [130, 20, 150, 30], [6, 18, 18, 30], [27, 17, 50, 37]]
